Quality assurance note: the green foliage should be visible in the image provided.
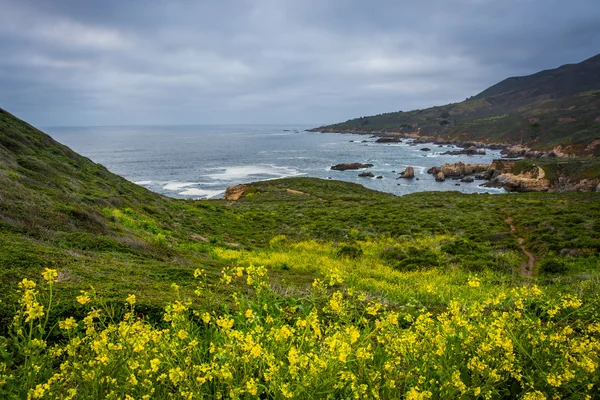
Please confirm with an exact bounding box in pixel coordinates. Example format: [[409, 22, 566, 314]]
[[539, 257, 568, 275], [335, 244, 363, 259], [1, 107, 600, 398]]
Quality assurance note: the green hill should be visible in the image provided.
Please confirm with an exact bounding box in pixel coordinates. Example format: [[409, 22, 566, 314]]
[[312, 54, 600, 156], [1, 108, 599, 398]]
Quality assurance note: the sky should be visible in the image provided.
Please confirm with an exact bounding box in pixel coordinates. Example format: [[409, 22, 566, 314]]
[[0, 0, 599, 127]]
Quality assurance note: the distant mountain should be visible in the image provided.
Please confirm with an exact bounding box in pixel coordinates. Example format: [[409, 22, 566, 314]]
[[312, 54, 600, 156]]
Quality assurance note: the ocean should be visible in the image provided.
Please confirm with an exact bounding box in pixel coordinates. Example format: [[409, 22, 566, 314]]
[[45, 124, 506, 199]]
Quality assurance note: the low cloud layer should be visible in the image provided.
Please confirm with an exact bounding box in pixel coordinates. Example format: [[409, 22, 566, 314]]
[[1, 0, 599, 126]]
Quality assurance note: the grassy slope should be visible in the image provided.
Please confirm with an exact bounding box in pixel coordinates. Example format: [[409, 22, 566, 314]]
[[313, 56, 600, 154], [0, 108, 599, 329]]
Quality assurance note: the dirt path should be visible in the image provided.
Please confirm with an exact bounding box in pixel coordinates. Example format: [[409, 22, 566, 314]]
[[286, 188, 308, 195], [505, 217, 535, 276]]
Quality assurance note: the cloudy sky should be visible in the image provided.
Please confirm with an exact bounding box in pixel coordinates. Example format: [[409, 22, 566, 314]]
[[1, 0, 599, 127]]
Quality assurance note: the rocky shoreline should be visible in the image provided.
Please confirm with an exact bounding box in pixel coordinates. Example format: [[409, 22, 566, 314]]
[[426, 160, 600, 192], [308, 127, 587, 159]]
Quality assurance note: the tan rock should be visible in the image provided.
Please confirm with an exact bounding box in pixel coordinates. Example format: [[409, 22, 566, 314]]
[[399, 166, 415, 178], [224, 184, 248, 200]]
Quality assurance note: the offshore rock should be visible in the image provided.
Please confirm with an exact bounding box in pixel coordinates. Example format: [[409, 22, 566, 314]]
[[435, 172, 446, 182], [358, 171, 374, 178], [331, 163, 374, 171], [375, 137, 402, 143], [442, 146, 486, 156], [399, 166, 415, 179]]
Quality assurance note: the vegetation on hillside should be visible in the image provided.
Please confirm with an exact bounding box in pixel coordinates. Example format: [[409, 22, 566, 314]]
[[312, 54, 600, 155], [1, 108, 600, 398]]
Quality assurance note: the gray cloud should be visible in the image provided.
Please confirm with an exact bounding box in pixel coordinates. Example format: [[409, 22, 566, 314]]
[[0, 0, 599, 126]]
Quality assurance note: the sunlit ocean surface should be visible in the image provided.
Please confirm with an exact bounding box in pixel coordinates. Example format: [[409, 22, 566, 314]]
[[46, 125, 505, 199]]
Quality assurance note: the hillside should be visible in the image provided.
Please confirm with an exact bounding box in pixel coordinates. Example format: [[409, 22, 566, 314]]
[[312, 54, 600, 156], [1, 108, 600, 398]]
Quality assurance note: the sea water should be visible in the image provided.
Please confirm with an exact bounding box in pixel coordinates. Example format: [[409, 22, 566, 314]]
[[46, 125, 505, 199]]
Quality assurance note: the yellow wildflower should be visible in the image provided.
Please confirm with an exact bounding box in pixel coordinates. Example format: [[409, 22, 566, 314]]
[[126, 294, 136, 305], [59, 317, 78, 331], [42, 268, 58, 282]]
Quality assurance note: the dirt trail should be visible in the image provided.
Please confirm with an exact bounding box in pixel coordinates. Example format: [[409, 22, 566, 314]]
[[505, 217, 535, 276], [286, 188, 308, 195], [285, 188, 325, 201]]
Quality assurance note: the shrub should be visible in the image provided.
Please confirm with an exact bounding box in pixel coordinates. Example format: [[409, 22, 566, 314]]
[[335, 244, 363, 259], [539, 257, 567, 274]]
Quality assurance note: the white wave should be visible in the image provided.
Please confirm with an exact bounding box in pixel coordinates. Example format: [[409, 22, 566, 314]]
[[163, 182, 200, 191], [206, 165, 302, 181], [179, 188, 224, 198], [134, 180, 152, 185]]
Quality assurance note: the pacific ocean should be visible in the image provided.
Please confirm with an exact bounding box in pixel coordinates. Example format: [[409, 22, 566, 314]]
[[45, 125, 505, 199]]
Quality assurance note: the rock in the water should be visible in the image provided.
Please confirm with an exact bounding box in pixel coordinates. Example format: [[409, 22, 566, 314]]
[[428, 162, 489, 177], [461, 176, 474, 183], [331, 163, 374, 171], [420, 148, 431, 152], [376, 175, 383, 179], [442, 146, 486, 156], [399, 166, 415, 179], [375, 136, 402, 143], [358, 171, 374, 178], [224, 184, 249, 200], [435, 172, 446, 182]]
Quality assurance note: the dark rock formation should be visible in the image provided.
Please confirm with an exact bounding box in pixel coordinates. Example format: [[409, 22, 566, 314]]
[[331, 163, 374, 171], [442, 146, 486, 156], [420, 148, 431, 152], [358, 171, 374, 178], [375, 137, 402, 143]]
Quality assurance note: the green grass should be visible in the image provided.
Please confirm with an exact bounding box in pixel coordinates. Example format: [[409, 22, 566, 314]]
[[1, 108, 600, 397]]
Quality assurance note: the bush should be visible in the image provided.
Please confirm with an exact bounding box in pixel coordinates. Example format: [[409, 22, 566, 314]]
[[336, 244, 363, 259], [539, 257, 567, 274], [380, 246, 442, 271]]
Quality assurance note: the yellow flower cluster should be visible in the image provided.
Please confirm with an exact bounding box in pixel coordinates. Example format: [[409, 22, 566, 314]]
[[1, 262, 599, 399]]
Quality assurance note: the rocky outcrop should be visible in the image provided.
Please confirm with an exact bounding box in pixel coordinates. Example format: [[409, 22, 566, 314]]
[[358, 171, 374, 178], [485, 167, 550, 192], [375, 137, 402, 143], [420, 148, 431, 152], [427, 162, 489, 178], [435, 172, 445, 182], [442, 146, 486, 156], [501, 145, 548, 159], [554, 177, 600, 192], [399, 166, 415, 179], [331, 163, 374, 171], [224, 184, 249, 200]]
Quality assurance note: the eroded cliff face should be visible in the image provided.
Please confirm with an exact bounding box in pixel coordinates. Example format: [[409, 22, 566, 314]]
[[427, 159, 600, 192], [224, 184, 249, 200], [486, 166, 551, 192], [426, 162, 489, 177]]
